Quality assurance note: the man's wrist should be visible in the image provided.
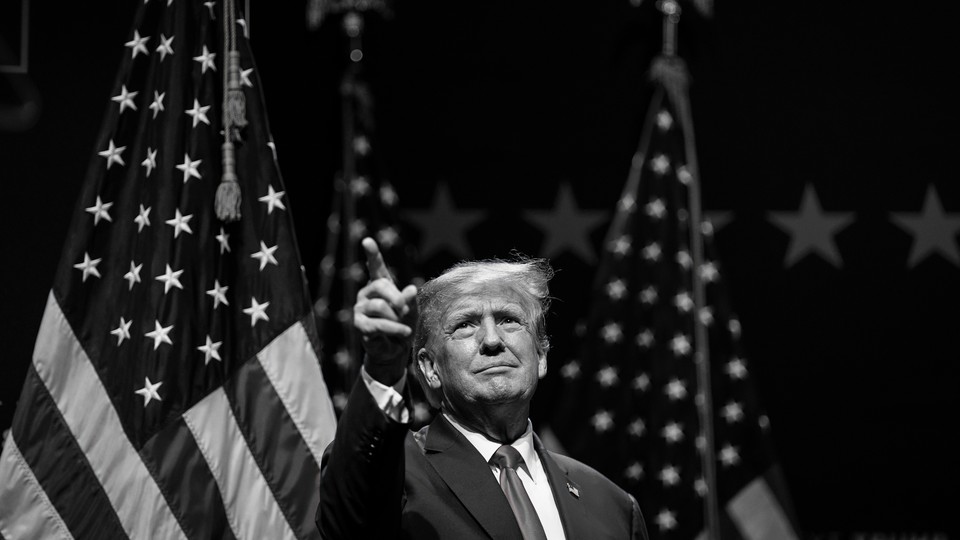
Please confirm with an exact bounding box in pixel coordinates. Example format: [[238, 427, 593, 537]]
[[364, 357, 406, 387]]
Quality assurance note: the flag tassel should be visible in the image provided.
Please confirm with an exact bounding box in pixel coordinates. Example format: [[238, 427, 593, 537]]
[[216, 0, 245, 223]]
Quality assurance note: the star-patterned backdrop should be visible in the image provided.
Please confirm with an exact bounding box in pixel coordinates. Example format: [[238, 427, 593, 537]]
[[2, 0, 958, 538]]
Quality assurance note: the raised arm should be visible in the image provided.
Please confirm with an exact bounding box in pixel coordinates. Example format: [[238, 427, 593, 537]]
[[316, 238, 418, 539]]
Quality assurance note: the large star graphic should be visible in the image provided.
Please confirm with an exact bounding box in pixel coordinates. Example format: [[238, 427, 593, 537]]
[[525, 183, 608, 263], [769, 184, 853, 268], [404, 183, 485, 260], [892, 185, 960, 268]]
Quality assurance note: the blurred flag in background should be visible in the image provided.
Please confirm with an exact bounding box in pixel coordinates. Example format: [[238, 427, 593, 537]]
[[549, 45, 799, 540], [0, 2, 335, 538]]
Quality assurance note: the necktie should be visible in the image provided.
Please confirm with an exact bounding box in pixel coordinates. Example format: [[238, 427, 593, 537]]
[[491, 445, 549, 540]]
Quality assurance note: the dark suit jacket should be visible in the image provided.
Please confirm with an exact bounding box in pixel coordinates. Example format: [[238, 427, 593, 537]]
[[317, 379, 648, 539]]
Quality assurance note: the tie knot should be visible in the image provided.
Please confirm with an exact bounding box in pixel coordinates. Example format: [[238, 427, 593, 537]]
[[491, 444, 524, 470]]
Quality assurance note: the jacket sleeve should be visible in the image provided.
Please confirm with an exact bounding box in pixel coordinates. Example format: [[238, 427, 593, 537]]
[[316, 376, 410, 539]]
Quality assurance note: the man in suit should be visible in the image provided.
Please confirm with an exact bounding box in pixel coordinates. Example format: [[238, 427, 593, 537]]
[[317, 237, 648, 540]]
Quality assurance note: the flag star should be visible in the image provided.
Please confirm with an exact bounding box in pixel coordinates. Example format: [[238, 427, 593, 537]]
[[645, 198, 666, 219], [350, 176, 371, 196], [722, 401, 744, 423], [605, 278, 627, 301], [144, 320, 174, 349], [770, 183, 853, 268], [85, 196, 113, 225], [624, 462, 644, 481], [344, 262, 365, 282], [591, 410, 614, 433], [662, 422, 685, 443], [608, 235, 632, 257], [267, 140, 278, 161], [141, 147, 158, 177], [656, 109, 673, 131], [251, 241, 279, 271], [600, 322, 623, 344], [636, 329, 654, 349], [111, 85, 139, 114], [185, 99, 211, 128], [348, 220, 367, 241], [632, 373, 650, 392], [353, 135, 370, 155], [135, 377, 163, 406], [123, 261, 143, 289], [377, 226, 399, 248], [192, 45, 217, 74], [560, 360, 581, 380], [110, 317, 133, 345], [700, 261, 719, 282], [258, 185, 286, 214], [165, 209, 194, 238], [149, 91, 165, 119], [677, 165, 693, 185], [243, 297, 270, 326], [719, 444, 741, 467], [74, 252, 102, 282], [332, 392, 348, 412], [197, 335, 223, 365], [216, 227, 231, 254], [892, 185, 960, 267], [206, 280, 229, 309], [665, 378, 687, 400], [659, 465, 680, 487], [333, 348, 352, 369], [699, 307, 714, 326], [627, 418, 646, 437], [639, 285, 658, 305], [676, 250, 692, 269], [694, 478, 708, 497], [156, 33, 174, 61], [134, 204, 152, 232], [656, 509, 677, 531], [380, 184, 398, 207], [98, 139, 126, 169], [618, 193, 636, 212], [642, 242, 662, 262], [726, 357, 748, 379], [204, 1, 216, 18], [729, 318, 742, 338], [175, 154, 202, 183], [595, 366, 619, 388], [405, 183, 486, 260], [240, 67, 254, 87], [650, 154, 671, 175], [155, 264, 185, 294], [674, 292, 693, 313], [124, 30, 150, 58]]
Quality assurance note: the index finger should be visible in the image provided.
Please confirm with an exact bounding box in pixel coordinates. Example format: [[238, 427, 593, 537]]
[[362, 237, 393, 282]]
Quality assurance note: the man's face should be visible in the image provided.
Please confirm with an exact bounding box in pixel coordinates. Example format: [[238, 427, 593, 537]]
[[421, 280, 546, 412]]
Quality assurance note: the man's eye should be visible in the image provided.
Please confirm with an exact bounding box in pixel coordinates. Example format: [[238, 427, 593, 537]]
[[454, 321, 472, 330]]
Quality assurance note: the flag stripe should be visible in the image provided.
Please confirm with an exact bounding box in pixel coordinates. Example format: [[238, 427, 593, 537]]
[[0, 433, 74, 540], [225, 320, 332, 540], [139, 417, 237, 540], [256, 320, 337, 473], [33, 292, 188, 540], [182, 387, 298, 540], [727, 476, 798, 540], [3, 365, 125, 539]]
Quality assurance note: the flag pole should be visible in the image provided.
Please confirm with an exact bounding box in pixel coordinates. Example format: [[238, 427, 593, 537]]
[[655, 1, 721, 537]]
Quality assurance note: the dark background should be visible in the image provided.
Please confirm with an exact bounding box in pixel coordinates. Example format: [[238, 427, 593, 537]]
[[2, 1, 957, 537]]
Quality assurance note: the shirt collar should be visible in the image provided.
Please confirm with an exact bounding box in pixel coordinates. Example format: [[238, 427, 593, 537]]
[[443, 412, 542, 483]]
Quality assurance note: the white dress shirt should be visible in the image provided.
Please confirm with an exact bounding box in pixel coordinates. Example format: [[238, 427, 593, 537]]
[[361, 368, 566, 540]]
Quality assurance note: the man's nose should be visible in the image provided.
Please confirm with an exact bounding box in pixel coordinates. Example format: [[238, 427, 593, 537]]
[[478, 316, 505, 355]]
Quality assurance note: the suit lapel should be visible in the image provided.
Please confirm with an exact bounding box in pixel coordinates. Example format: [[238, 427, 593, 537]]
[[423, 414, 523, 540], [535, 435, 591, 540]]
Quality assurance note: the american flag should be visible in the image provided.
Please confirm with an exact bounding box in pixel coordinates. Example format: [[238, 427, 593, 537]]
[[0, 2, 336, 539], [549, 53, 799, 540], [311, 11, 432, 426]]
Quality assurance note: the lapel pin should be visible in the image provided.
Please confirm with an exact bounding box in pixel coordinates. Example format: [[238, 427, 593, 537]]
[[566, 482, 580, 498]]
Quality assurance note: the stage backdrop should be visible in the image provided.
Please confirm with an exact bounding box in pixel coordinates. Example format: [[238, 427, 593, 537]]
[[1, 1, 957, 538]]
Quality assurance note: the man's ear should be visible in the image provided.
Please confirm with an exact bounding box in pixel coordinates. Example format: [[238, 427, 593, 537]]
[[537, 352, 547, 379], [417, 348, 442, 391]]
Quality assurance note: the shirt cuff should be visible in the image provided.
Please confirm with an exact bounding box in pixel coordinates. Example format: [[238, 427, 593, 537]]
[[361, 366, 410, 424]]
